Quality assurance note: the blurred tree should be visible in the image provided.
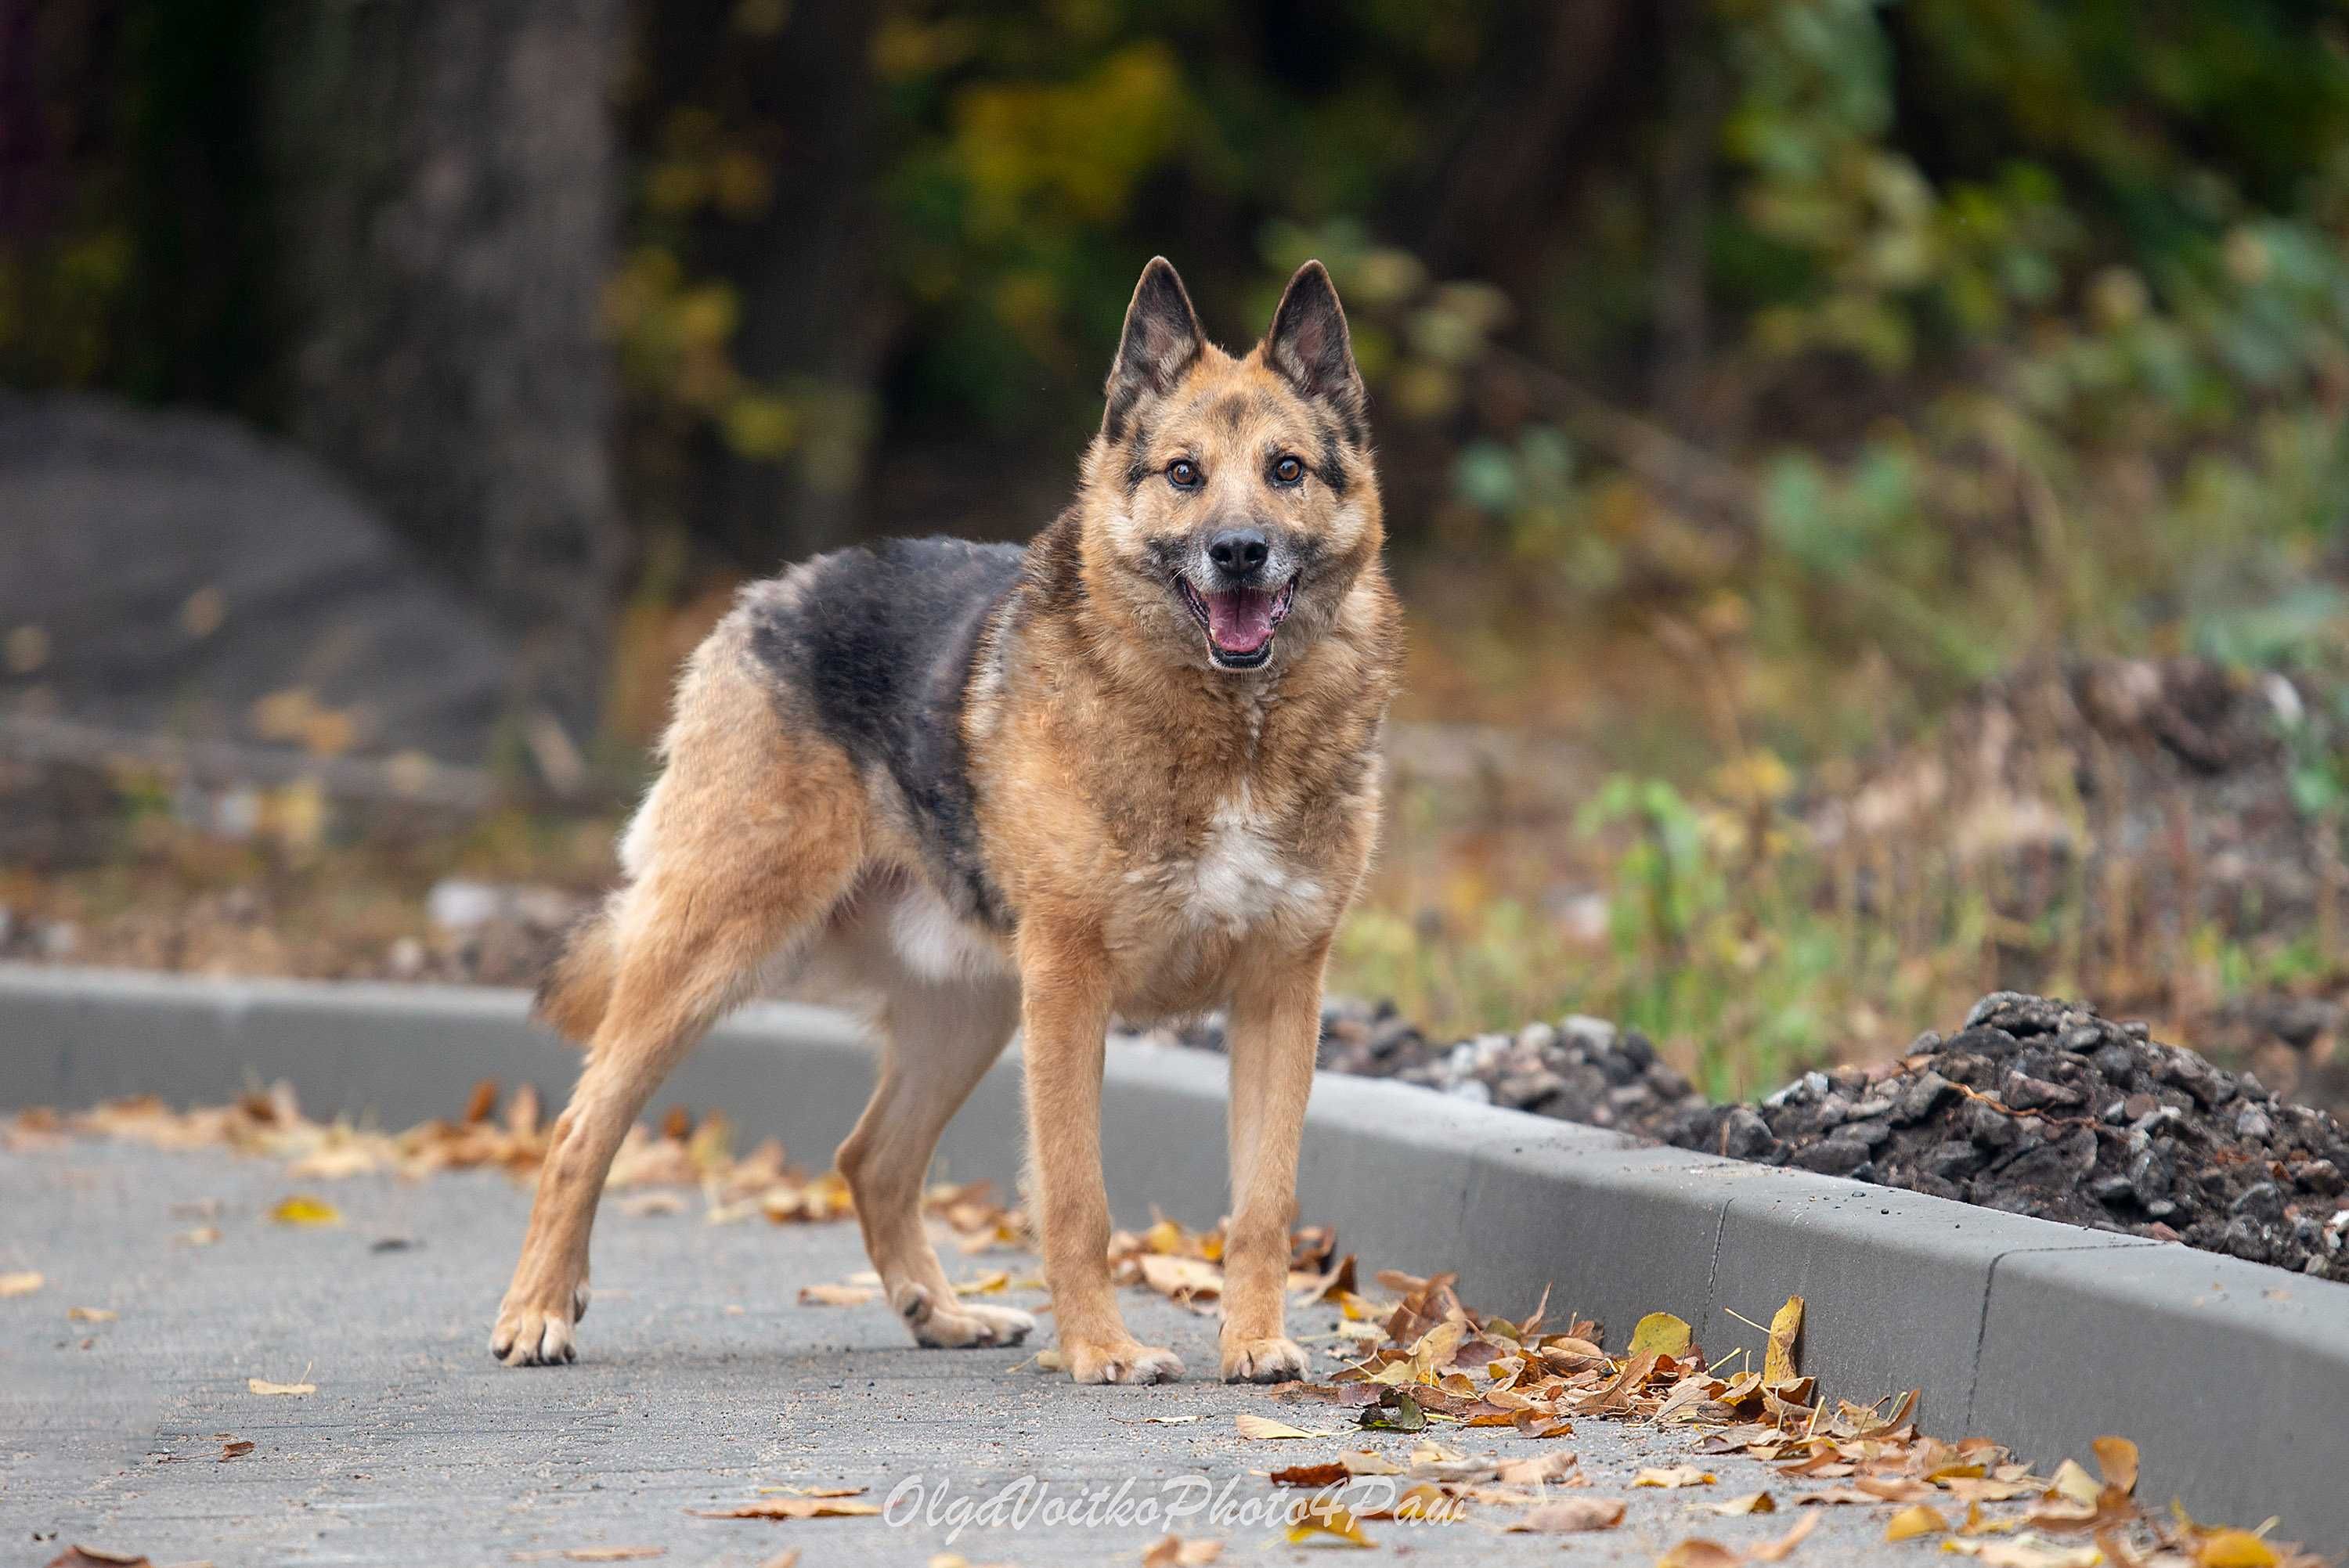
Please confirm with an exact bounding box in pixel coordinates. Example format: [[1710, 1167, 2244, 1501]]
[[265, 0, 628, 772]]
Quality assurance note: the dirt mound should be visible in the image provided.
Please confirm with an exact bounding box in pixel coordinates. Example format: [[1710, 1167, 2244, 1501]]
[[1661, 993, 2349, 1280]]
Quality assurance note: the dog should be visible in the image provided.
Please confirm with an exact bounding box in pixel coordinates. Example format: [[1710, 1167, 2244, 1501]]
[[493, 257, 1402, 1384]]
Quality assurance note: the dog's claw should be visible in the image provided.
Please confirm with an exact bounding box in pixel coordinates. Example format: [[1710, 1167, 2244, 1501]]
[[490, 1284, 589, 1368], [894, 1283, 1036, 1349], [1221, 1335, 1309, 1383], [1066, 1339, 1186, 1385]]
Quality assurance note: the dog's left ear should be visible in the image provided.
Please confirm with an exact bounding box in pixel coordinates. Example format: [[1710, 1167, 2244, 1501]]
[[1265, 261, 1365, 431]]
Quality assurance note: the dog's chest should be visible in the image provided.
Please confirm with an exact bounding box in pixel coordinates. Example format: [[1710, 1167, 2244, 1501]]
[[1127, 786, 1328, 935]]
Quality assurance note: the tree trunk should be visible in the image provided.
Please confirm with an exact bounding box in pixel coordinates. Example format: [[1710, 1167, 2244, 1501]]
[[266, 0, 626, 770]]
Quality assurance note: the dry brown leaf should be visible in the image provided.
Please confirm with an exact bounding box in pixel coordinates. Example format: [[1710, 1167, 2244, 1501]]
[[1656, 1540, 1747, 1568], [218, 1440, 254, 1461], [754, 1553, 799, 1568], [1506, 1496, 1625, 1534], [1750, 1513, 1820, 1562], [2090, 1436, 2138, 1496], [561, 1551, 665, 1563], [1703, 1492, 1778, 1516], [687, 1498, 881, 1520], [247, 1377, 316, 1396], [1235, 1414, 1337, 1440], [1, 1271, 46, 1297], [1636, 1465, 1718, 1489], [1141, 1537, 1223, 1567], [1885, 1504, 1950, 1541], [68, 1306, 117, 1322], [1495, 1448, 1579, 1485], [1940, 1535, 2102, 1567], [796, 1282, 876, 1307], [45, 1549, 153, 1568], [1270, 1462, 1354, 1488], [1763, 1296, 1803, 1386], [2045, 1459, 2101, 1508]]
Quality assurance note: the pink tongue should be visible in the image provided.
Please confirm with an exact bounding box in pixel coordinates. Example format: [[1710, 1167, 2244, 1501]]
[[1204, 587, 1276, 652]]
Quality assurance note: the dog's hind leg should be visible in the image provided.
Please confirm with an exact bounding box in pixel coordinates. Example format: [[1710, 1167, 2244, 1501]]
[[836, 975, 1030, 1348], [493, 666, 865, 1367]]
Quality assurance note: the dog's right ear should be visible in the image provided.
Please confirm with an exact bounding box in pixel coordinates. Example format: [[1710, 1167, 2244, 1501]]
[[1103, 257, 1203, 439]]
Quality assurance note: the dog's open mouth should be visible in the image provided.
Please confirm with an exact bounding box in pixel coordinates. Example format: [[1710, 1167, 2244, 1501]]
[[1178, 575, 1298, 669]]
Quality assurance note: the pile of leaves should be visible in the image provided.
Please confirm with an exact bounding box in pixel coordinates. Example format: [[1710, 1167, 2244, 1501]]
[[1661, 993, 2349, 1281], [1231, 1268, 2318, 1566]]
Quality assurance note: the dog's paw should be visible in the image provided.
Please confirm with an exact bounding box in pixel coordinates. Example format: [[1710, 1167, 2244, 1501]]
[[1064, 1337, 1185, 1385], [489, 1284, 589, 1368], [893, 1283, 1035, 1349], [1221, 1335, 1310, 1384]]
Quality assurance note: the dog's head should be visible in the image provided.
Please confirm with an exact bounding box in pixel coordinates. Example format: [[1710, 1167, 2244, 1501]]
[[1077, 258, 1382, 673]]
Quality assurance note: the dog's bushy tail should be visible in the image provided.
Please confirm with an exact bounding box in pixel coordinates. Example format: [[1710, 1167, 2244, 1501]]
[[535, 900, 620, 1046]]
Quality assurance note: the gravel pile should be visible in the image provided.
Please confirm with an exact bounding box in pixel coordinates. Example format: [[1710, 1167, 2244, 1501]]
[[1152, 990, 2349, 1281]]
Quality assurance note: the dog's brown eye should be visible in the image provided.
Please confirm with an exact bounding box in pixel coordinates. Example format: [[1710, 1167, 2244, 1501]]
[[1167, 459, 1200, 489], [1272, 455, 1304, 485]]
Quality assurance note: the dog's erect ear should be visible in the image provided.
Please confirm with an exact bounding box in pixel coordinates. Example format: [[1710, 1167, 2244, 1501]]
[[1264, 260, 1365, 434], [1104, 257, 1204, 438]]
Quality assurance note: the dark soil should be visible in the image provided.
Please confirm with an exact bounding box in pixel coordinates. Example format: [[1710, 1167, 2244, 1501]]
[[1156, 990, 2349, 1283]]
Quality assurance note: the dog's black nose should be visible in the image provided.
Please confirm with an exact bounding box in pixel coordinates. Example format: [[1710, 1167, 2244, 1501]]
[[1207, 528, 1270, 578]]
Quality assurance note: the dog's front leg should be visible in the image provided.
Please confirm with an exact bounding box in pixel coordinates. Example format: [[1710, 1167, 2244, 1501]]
[[1218, 943, 1326, 1382], [1019, 931, 1184, 1384]]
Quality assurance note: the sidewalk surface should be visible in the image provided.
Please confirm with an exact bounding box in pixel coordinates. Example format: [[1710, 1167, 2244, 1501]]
[[0, 1142, 1950, 1567]]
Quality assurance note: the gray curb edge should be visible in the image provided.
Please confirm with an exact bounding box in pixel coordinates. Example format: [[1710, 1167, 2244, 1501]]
[[4, 964, 2344, 1549]]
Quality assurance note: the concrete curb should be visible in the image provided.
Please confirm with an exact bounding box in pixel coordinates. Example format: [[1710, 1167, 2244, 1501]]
[[4, 964, 2344, 1548]]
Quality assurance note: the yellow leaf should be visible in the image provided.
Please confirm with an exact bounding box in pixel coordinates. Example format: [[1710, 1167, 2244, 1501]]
[[2046, 1458, 2100, 1507], [1763, 1295, 1804, 1386], [2090, 1436, 2138, 1495], [1886, 1504, 1949, 1541], [270, 1195, 341, 1227], [1629, 1311, 1694, 1359], [2195, 1531, 2281, 1568], [1704, 1492, 1777, 1516], [0, 1271, 46, 1297], [1286, 1500, 1373, 1548], [69, 1305, 117, 1322], [1636, 1465, 1716, 1489], [248, 1377, 316, 1396]]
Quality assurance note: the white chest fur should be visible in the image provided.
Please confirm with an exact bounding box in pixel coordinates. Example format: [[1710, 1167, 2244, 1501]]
[[1172, 788, 1325, 932]]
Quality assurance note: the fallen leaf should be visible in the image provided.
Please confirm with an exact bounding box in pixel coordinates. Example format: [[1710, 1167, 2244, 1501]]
[[1941, 1535, 2102, 1567], [1885, 1504, 1949, 1541], [1285, 1499, 1372, 1548], [1750, 1513, 1820, 1562], [1656, 1540, 1745, 1568], [796, 1283, 876, 1307], [176, 1226, 222, 1246], [269, 1195, 341, 1227], [1763, 1296, 1803, 1386], [1339, 1450, 1402, 1476], [1704, 1492, 1778, 1516], [45, 1549, 153, 1568], [2193, 1531, 2281, 1568], [1506, 1496, 1625, 1533], [218, 1440, 254, 1461], [1629, 1310, 1694, 1359], [687, 1498, 881, 1520], [1637, 1465, 1718, 1489], [248, 1377, 316, 1396], [1131, 1414, 1203, 1426], [1141, 1534, 1223, 1566], [755, 1553, 799, 1568], [2090, 1436, 2138, 1496], [68, 1306, 117, 1322], [1495, 1448, 1579, 1485], [1, 1271, 45, 1297], [1236, 1414, 1337, 1440], [561, 1551, 665, 1563], [1271, 1462, 1353, 1488], [2045, 1459, 2100, 1508]]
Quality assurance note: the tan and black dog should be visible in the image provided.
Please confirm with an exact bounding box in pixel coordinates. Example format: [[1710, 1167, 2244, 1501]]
[[493, 257, 1402, 1385]]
